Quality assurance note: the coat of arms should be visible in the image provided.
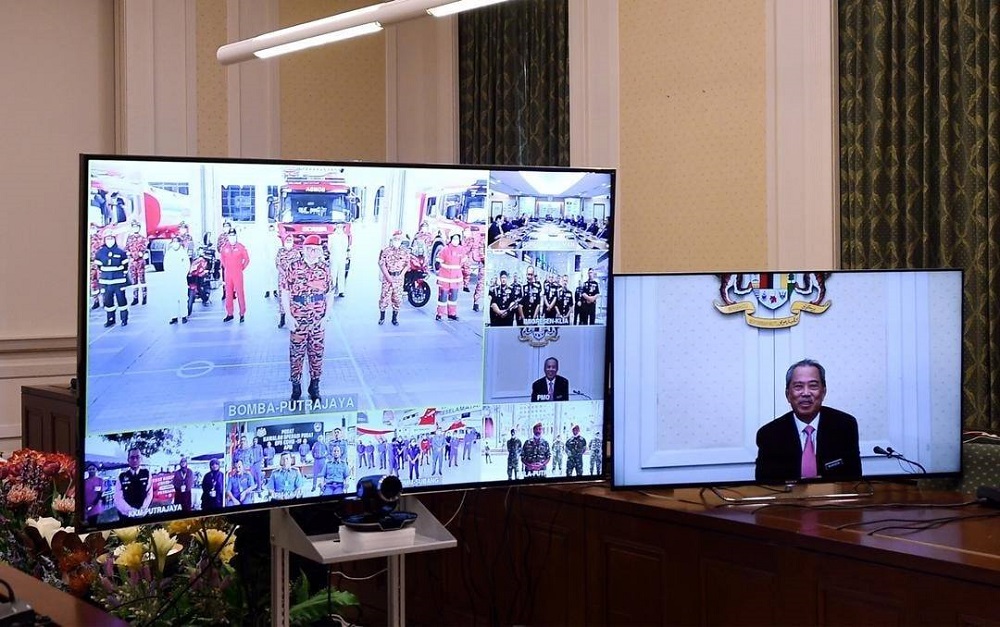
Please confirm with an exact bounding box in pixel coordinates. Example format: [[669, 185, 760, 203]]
[[715, 272, 832, 328]]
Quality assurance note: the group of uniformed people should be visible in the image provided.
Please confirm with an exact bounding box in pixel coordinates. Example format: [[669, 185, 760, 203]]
[[222, 430, 354, 504], [89, 216, 353, 404], [377, 223, 487, 326], [505, 424, 601, 479], [488, 266, 602, 327]]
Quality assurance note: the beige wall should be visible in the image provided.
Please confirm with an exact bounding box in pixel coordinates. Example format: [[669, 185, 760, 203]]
[[618, 0, 767, 273], [277, 0, 387, 160], [0, 0, 116, 453], [197, 0, 229, 156]]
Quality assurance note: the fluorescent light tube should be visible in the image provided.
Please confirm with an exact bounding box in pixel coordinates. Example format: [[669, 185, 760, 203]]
[[427, 0, 509, 18], [254, 22, 384, 59]]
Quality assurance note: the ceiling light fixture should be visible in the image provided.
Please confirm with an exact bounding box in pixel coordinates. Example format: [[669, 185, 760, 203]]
[[426, 0, 510, 18], [217, 0, 511, 65]]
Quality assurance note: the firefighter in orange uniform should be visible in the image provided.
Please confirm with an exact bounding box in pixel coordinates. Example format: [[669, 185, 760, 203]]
[[276, 233, 298, 329], [378, 230, 409, 326], [436, 233, 465, 321], [220, 231, 251, 323], [124, 220, 149, 306], [281, 235, 331, 402], [414, 221, 434, 254], [177, 221, 196, 259]]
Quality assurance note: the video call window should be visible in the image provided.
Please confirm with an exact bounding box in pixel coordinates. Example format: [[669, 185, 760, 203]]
[[611, 270, 963, 489]]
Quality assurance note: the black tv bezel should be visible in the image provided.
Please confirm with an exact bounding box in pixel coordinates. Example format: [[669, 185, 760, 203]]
[[606, 267, 966, 492], [76, 153, 616, 530]]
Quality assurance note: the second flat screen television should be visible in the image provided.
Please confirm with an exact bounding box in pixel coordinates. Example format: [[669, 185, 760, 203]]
[[612, 270, 963, 489], [80, 156, 614, 529]]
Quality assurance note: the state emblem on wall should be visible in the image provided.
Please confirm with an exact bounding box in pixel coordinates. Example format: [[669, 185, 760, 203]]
[[714, 272, 832, 328]]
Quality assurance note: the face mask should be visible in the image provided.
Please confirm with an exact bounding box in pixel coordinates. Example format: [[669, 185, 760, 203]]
[[171, 242, 181, 250], [391, 239, 401, 248], [104, 239, 115, 247], [132, 227, 140, 233], [230, 237, 238, 244], [283, 240, 293, 249]]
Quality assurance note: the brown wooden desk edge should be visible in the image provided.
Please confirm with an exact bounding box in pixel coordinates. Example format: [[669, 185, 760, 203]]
[[523, 481, 1000, 588], [0, 562, 128, 627]]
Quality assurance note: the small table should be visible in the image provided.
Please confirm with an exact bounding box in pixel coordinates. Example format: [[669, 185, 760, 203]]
[[269, 496, 456, 627]]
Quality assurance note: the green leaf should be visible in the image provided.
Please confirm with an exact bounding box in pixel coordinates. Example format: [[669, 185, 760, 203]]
[[291, 570, 310, 605], [288, 588, 354, 626]]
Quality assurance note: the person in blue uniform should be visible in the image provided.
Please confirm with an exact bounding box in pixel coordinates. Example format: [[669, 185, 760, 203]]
[[310, 433, 330, 491], [226, 460, 257, 506], [430, 428, 447, 476], [269, 452, 306, 500], [320, 445, 350, 495]]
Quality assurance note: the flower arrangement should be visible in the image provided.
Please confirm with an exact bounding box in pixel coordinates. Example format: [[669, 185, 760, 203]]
[[0, 449, 77, 580], [0, 449, 359, 625], [90, 517, 243, 625]]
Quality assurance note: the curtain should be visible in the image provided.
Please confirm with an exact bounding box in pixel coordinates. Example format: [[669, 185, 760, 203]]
[[839, 0, 1000, 432], [458, 0, 569, 166]]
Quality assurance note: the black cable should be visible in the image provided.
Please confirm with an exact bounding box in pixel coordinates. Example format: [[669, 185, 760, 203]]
[[865, 511, 1000, 536], [750, 499, 981, 514], [0, 578, 15, 603], [518, 484, 565, 624]]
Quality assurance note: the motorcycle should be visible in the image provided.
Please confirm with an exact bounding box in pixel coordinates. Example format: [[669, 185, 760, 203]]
[[403, 239, 431, 308], [186, 247, 214, 315]]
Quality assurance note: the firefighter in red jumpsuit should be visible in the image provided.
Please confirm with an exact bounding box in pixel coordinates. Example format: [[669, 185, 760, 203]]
[[220, 231, 250, 322], [378, 230, 409, 326], [124, 220, 149, 306], [281, 235, 331, 402], [88, 223, 103, 310], [467, 227, 486, 312], [436, 233, 465, 321], [276, 234, 298, 329]]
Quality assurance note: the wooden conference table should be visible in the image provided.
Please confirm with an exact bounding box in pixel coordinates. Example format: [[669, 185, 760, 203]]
[[490, 222, 609, 251], [401, 481, 1000, 625]]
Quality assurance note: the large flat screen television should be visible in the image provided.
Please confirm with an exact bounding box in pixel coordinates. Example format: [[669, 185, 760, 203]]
[[611, 269, 963, 489], [78, 155, 614, 529]]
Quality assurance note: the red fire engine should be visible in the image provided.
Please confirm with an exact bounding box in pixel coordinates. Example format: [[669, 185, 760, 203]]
[[277, 167, 354, 269]]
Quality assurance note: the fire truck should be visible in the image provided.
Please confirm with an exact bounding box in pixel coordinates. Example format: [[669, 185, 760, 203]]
[[89, 169, 193, 271], [413, 179, 487, 271], [277, 167, 354, 270]]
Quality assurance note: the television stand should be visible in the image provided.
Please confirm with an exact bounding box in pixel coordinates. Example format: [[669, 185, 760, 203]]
[[270, 496, 456, 627], [706, 481, 875, 505]]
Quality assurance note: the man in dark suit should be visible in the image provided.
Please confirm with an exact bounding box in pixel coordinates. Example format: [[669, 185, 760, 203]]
[[487, 214, 504, 244], [531, 356, 570, 402], [755, 359, 862, 483]]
